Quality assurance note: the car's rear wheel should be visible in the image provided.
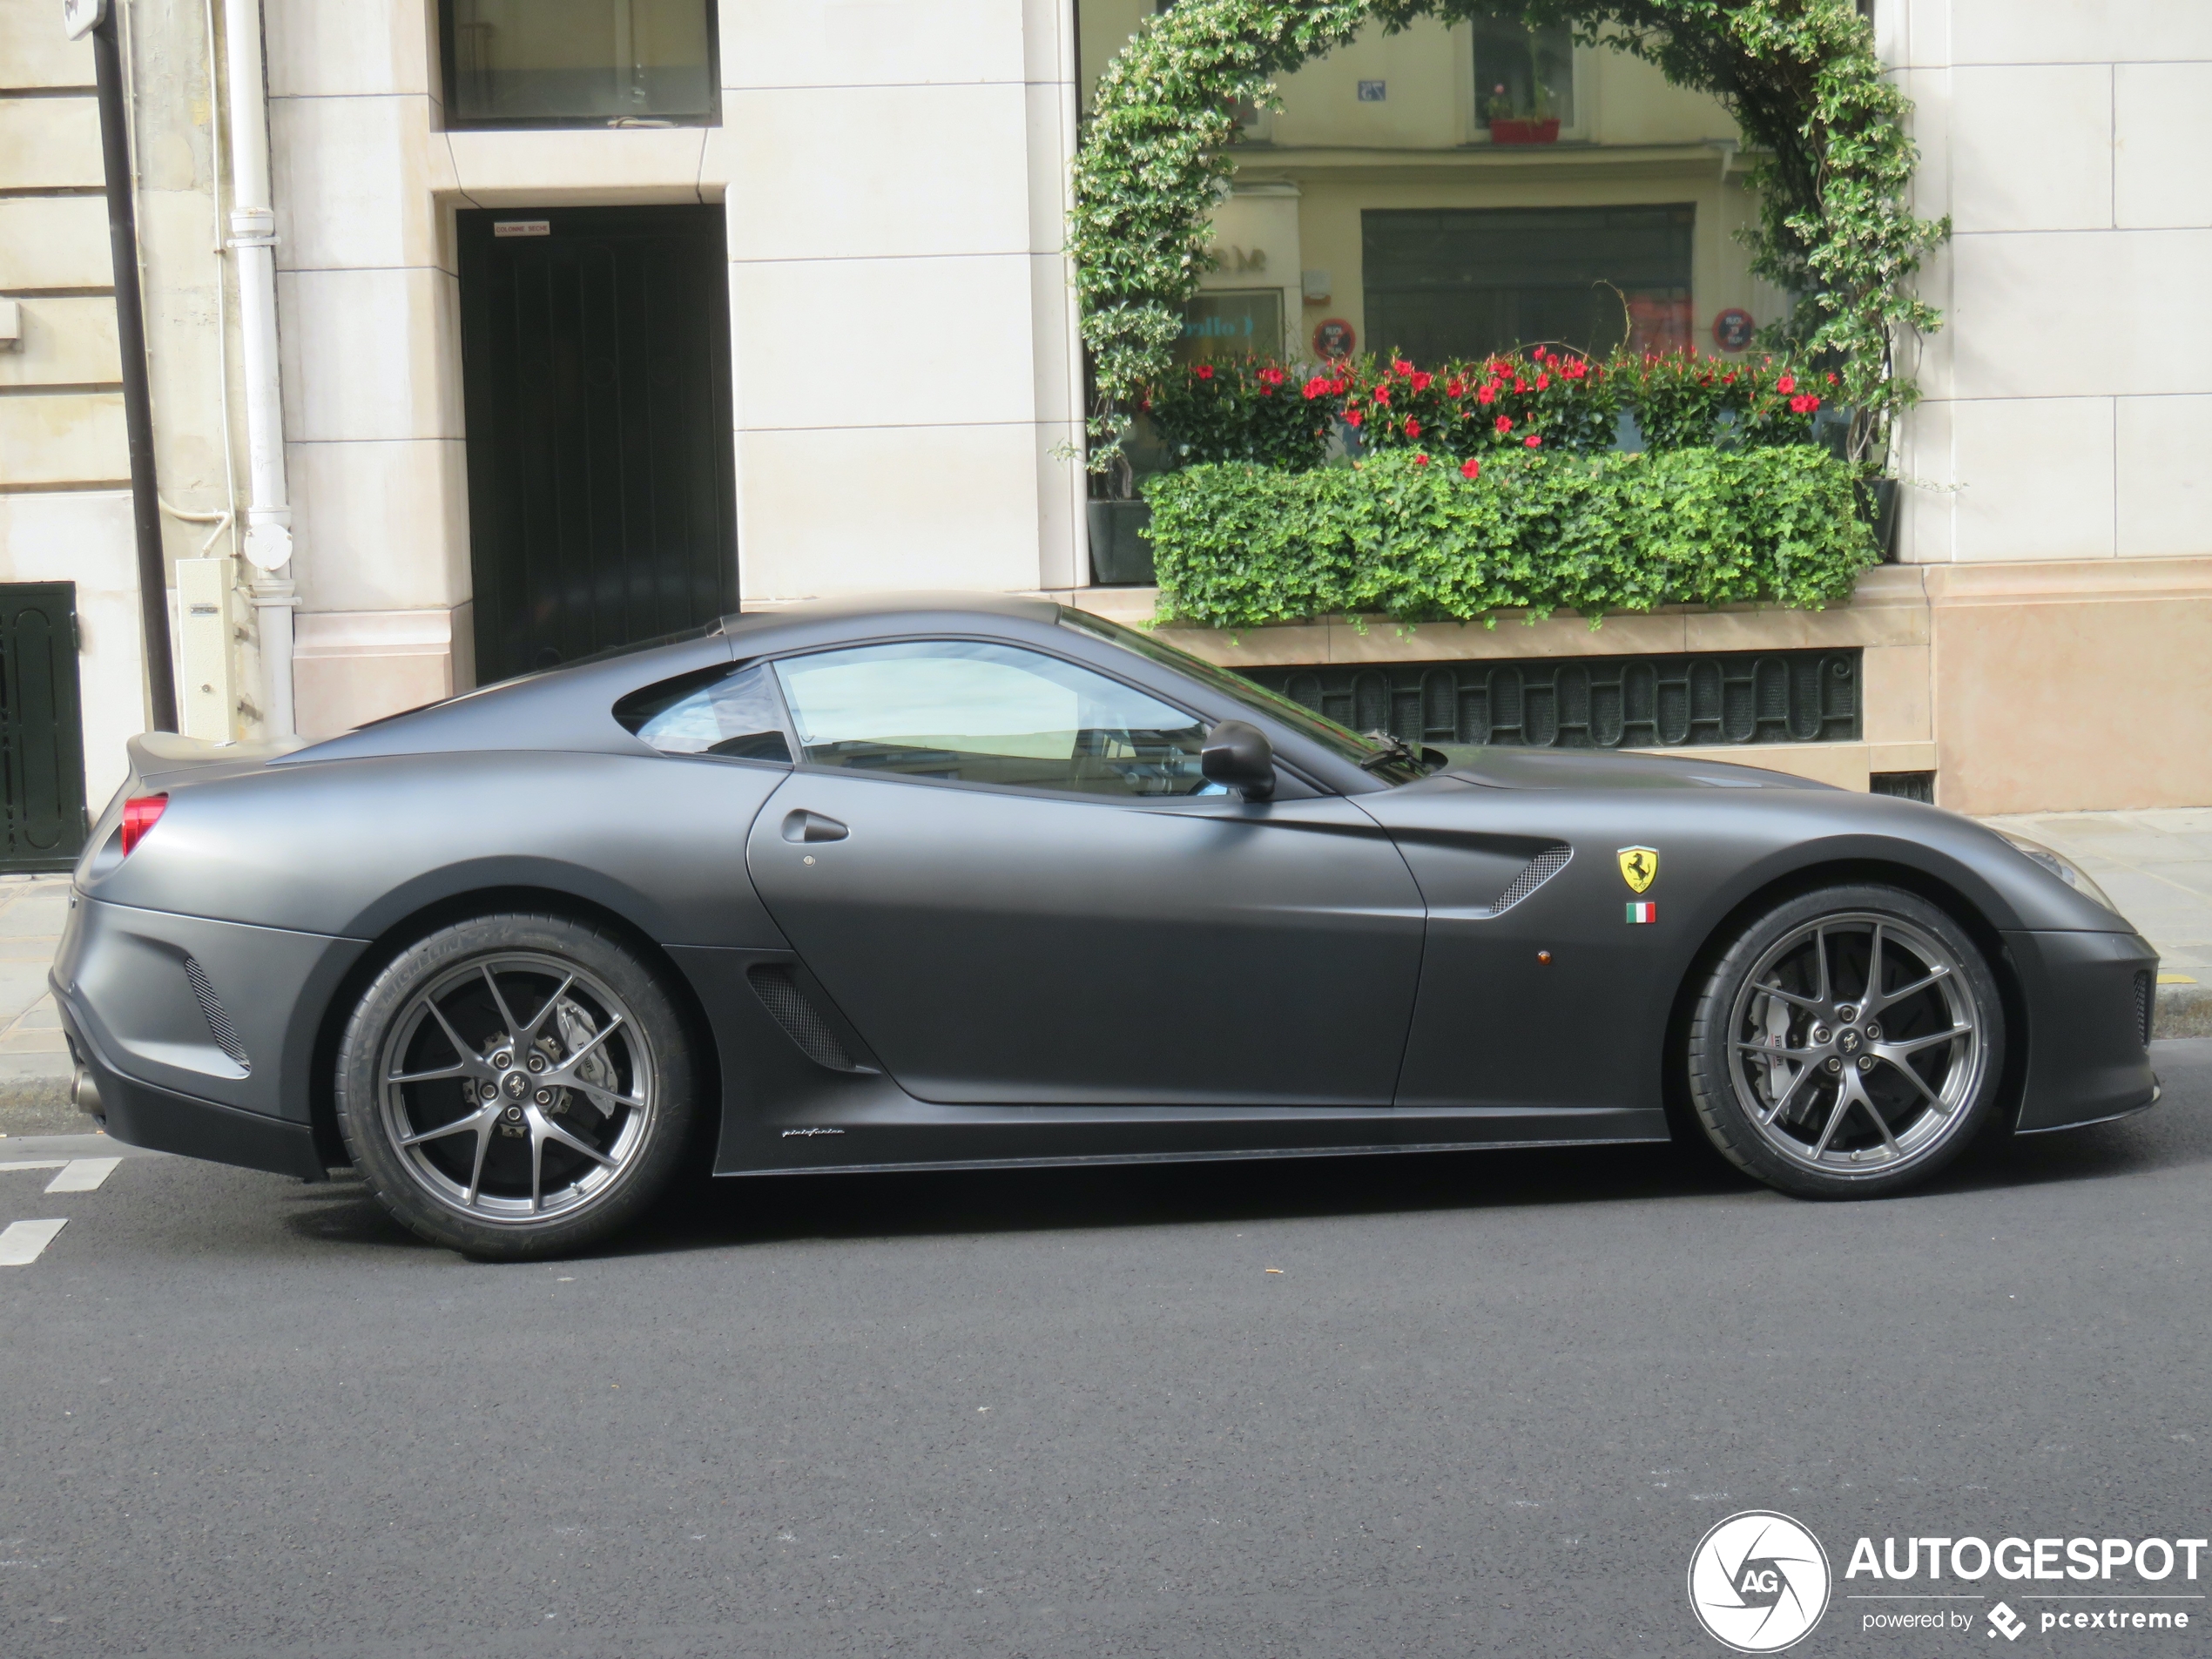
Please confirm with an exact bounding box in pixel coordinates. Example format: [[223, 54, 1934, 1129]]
[[335, 914, 696, 1258], [1685, 885, 2004, 1198]]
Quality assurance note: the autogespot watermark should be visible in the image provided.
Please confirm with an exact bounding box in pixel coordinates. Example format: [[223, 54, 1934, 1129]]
[[1845, 1534, 2206, 1642], [1687, 1519, 2209, 1649], [1688, 1512, 1833, 1653]]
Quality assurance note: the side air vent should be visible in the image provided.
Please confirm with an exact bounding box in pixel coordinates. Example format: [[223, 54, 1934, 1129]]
[[1482, 844, 1574, 918], [747, 965, 860, 1071], [181, 953, 251, 1072], [2134, 969, 2155, 1049]]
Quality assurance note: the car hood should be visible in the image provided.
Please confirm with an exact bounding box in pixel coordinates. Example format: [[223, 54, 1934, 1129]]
[[1431, 745, 1838, 792]]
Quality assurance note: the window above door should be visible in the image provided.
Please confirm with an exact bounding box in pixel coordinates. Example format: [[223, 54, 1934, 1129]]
[[442, 0, 719, 129], [772, 640, 1221, 799]]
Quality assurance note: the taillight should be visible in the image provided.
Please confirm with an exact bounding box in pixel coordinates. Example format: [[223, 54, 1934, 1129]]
[[119, 793, 168, 858]]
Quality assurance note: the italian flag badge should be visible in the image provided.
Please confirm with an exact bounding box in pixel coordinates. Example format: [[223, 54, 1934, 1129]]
[[1625, 900, 1657, 924]]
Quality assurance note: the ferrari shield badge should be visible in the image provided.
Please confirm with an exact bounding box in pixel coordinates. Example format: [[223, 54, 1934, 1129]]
[[1616, 846, 1659, 894]]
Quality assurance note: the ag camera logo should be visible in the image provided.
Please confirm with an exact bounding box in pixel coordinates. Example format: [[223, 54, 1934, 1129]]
[[1689, 1511, 1832, 1652]]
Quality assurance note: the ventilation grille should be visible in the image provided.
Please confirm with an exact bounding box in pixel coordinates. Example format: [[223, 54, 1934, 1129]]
[[182, 954, 251, 1072], [1484, 844, 1574, 918], [747, 965, 858, 1071], [1249, 649, 1859, 751], [2134, 969, 2155, 1049]]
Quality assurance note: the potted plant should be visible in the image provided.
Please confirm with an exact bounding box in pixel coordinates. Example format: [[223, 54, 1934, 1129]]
[[1486, 82, 1561, 145]]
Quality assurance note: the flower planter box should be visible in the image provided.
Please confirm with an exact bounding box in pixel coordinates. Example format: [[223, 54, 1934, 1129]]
[[1088, 497, 1156, 586], [1489, 117, 1561, 145]]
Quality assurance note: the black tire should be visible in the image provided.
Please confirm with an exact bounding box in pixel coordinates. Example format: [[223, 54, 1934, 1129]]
[[1685, 884, 2005, 1199], [334, 914, 698, 1258]]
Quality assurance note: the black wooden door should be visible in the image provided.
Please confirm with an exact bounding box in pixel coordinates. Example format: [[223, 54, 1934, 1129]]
[[0, 583, 88, 872], [458, 206, 739, 685]]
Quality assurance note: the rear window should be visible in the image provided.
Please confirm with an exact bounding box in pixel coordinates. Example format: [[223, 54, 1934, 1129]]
[[613, 661, 792, 762]]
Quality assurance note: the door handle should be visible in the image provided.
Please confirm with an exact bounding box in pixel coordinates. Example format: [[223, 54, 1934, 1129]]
[[781, 809, 849, 844]]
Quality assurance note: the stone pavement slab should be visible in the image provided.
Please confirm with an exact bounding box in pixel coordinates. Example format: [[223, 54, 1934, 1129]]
[[0, 874, 71, 1132]]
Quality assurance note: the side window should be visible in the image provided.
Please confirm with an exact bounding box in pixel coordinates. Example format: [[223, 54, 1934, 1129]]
[[772, 640, 1218, 799], [616, 661, 792, 762]]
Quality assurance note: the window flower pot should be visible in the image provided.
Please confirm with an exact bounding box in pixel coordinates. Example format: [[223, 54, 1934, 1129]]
[[1489, 117, 1561, 145], [1088, 497, 1155, 586]]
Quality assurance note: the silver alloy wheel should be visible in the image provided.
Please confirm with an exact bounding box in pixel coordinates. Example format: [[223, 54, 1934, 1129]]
[[375, 951, 655, 1225], [1725, 911, 1986, 1175]]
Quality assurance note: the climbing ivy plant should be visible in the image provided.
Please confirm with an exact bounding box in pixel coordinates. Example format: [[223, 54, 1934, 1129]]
[[1070, 0, 1946, 466]]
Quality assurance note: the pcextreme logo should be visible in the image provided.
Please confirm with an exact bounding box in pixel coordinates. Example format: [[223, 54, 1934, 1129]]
[[1688, 1511, 1832, 1653]]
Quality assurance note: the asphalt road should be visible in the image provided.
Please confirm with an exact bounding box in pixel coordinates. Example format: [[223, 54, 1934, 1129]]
[[3, 1042, 2209, 1659]]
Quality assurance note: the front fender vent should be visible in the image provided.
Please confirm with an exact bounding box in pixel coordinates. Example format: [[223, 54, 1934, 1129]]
[[181, 954, 251, 1073], [747, 964, 860, 1072], [1483, 844, 1574, 918]]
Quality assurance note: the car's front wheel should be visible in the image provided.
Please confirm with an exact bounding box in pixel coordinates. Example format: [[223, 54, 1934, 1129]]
[[1685, 885, 2005, 1198], [334, 914, 696, 1258]]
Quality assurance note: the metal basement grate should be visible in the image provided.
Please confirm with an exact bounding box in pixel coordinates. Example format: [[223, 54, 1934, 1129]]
[[747, 964, 859, 1071], [1247, 649, 1860, 750], [181, 954, 251, 1072]]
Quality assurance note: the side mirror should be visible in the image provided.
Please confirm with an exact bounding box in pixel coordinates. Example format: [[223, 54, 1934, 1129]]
[[1202, 719, 1276, 800]]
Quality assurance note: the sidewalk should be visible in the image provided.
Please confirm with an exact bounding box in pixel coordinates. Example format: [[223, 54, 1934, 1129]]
[[2, 808, 2206, 1135], [0, 874, 71, 1133]]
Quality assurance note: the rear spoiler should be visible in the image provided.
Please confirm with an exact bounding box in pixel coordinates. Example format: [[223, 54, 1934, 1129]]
[[125, 731, 312, 788]]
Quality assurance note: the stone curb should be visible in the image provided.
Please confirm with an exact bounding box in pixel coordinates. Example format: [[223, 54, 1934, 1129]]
[[2155, 982, 2212, 1040]]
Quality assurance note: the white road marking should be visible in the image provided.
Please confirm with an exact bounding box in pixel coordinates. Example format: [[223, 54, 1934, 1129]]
[[0, 1160, 67, 1175], [44, 1158, 120, 1194], [0, 1218, 68, 1266]]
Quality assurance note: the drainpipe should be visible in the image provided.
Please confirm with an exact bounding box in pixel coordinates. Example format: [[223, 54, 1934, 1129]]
[[74, 0, 179, 731], [219, 0, 296, 736]]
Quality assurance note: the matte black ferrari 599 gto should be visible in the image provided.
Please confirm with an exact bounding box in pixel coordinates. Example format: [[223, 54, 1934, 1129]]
[[55, 596, 2160, 1256]]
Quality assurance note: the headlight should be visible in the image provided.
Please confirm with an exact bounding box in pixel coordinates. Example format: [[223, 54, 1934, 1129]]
[[1997, 831, 2120, 915]]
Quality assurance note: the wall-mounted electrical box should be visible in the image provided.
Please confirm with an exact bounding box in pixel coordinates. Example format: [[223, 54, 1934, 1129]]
[[176, 557, 241, 742]]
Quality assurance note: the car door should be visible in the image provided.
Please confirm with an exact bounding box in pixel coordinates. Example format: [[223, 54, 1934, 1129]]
[[740, 637, 1426, 1108]]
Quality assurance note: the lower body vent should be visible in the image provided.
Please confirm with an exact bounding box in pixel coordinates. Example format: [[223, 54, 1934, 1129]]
[[2134, 969, 2155, 1049], [182, 954, 251, 1072], [747, 965, 859, 1070]]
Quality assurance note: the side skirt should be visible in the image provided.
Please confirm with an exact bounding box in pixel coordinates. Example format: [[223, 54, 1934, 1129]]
[[715, 1131, 1671, 1180]]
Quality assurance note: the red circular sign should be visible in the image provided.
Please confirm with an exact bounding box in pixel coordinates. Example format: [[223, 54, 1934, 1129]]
[[1712, 307, 1756, 353], [1312, 317, 1357, 361]]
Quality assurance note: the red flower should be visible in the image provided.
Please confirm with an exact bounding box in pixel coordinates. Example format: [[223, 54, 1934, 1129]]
[[1303, 374, 1330, 399], [1372, 387, 1391, 405], [1460, 457, 1481, 480], [1494, 415, 1513, 434], [1524, 433, 1542, 448], [1446, 378, 1464, 397], [1789, 392, 1820, 415], [1410, 371, 1433, 392], [1535, 373, 1550, 390], [1194, 364, 1213, 380], [1825, 372, 1838, 385], [1258, 366, 1286, 387], [1476, 384, 1497, 406], [1413, 453, 1430, 466], [1513, 378, 1528, 394], [1405, 418, 1421, 438], [1329, 378, 1346, 395], [1777, 374, 1797, 394], [1392, 358, 1414, 375], [1345, 410, 1363, 427], [1722, 372, 1737, 384]]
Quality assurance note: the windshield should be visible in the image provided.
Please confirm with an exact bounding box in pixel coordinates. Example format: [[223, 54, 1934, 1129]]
[[1057, 609, 1432, 786]]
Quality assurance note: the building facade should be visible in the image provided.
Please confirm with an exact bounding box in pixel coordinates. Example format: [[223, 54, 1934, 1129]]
[[2, 0, 2208, 864]]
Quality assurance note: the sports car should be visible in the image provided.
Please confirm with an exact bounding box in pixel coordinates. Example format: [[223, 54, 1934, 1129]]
[[54, 595, 2161, 1257]]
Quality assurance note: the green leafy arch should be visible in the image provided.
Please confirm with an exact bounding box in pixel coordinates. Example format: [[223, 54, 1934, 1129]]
[[1070, 0, 1945, 463]]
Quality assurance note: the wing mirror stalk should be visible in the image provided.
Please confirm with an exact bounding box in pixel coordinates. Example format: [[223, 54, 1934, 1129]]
[[1202, 720, 1277, 800]]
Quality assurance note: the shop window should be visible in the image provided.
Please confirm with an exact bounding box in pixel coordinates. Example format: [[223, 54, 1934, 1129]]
[[442, 0, 717, 128], [1472, 14, 1576, 133], [1363, 206, 1694, 362], [1175, 290, 1287, 365]]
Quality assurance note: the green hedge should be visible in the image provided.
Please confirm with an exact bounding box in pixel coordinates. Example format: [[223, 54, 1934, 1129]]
[[1144, 446, 1878, 631]]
